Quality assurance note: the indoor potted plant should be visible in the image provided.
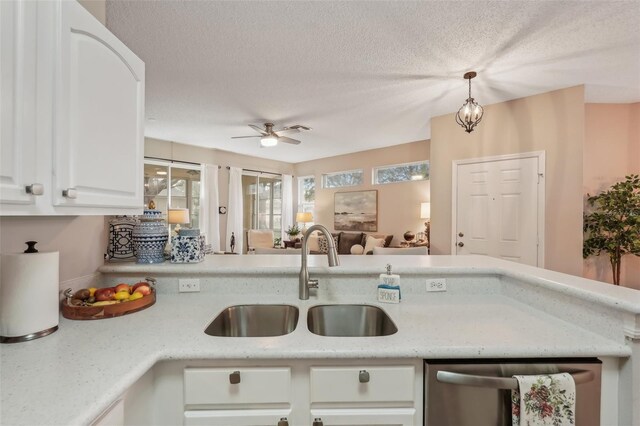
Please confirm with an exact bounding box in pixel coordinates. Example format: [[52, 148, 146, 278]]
[[583, 174, 640, 285], [285, 224, 301, 241]]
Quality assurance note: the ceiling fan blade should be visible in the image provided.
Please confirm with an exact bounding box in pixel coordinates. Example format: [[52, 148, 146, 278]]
[[231, 135, 261, 139], [278, 136, 301, 145], [288, 125, 312, 131], [273, 128, 301, 136], [248, 124, 268, 135]]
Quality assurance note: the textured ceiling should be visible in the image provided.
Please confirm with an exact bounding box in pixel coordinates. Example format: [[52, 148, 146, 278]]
[[106, 1, 640, 163]]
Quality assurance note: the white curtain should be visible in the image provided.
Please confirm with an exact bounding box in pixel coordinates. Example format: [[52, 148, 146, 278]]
[[200, 164, 220, 252], [226, 167, 243, 254], [281, 174, 293, 243]]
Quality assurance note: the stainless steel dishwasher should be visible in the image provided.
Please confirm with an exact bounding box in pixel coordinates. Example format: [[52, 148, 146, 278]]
[[424, 358, 602, 425]]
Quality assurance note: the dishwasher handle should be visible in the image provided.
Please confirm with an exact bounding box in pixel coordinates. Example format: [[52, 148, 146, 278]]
[[436, 369, 594, 390]]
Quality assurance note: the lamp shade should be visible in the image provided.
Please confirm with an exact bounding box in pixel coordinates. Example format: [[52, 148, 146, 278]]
[[420, 202, 431, 219], [296, 212, 313, 223], [168, 208, 190, 224]]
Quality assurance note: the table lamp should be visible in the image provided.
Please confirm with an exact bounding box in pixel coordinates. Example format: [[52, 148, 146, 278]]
[[168, 208, 190, 235], [296, 212, 313, 234], [420, 202, 431, 247]]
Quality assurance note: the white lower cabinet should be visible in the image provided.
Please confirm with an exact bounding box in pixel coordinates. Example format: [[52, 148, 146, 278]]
[[184, 409, 292, 426], [183, 367, 292, 425], [309, 408, 416, 426], [117, 359, 422, 426]]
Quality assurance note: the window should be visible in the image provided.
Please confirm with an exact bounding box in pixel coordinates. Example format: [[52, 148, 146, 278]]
[[143, 160, 202, 228], [242, 172, 282, 235], [322, 169, 364, 188], [373, 161, 430, 184], [297, 176, 315, 224]]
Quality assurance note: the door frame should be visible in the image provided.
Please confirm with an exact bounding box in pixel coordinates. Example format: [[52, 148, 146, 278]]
[[451, 151, 546, 267]]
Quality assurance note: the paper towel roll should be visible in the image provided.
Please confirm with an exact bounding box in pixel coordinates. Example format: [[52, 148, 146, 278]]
[[0, 251, 59, 341]]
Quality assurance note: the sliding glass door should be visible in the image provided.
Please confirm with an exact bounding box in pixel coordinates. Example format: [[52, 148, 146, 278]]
[[242, 172, 282, 236]]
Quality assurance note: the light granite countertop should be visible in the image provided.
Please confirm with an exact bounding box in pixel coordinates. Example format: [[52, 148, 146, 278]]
[[2, 255, 638, 425]]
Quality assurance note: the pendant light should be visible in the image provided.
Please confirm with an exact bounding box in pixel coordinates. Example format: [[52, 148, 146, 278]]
[[455, 71, 484, 133]]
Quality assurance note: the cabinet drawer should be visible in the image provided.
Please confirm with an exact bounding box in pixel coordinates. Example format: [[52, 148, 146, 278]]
[[184, 367, 291, 406], [310, 366, 415, 404]]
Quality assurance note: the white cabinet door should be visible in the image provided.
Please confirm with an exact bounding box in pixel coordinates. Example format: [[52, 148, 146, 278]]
[[184, 409, 291, 426], [0, 0, 40, 209], [52, 0, 144, 209], [310, 408, 416, 426]]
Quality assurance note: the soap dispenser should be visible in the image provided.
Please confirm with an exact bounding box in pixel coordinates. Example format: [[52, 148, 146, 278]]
[[377, 264, 401, 303]]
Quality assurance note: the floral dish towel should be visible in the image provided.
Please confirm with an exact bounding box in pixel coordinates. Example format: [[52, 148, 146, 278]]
[[512, 373, 576, 425]]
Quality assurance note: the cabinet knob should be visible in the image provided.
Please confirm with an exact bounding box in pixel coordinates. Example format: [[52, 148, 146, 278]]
[[457, 242, 464, 247], [359, 369, 370, 383], [25, 183, 44, 196], [62, 188, 78, 199], [229, 370, 241, 384], [277, 418, 289, 426], [312, 418, 323, 426]]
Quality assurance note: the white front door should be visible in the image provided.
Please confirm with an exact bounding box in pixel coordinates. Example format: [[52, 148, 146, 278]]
[[453, 153, 544, 267]]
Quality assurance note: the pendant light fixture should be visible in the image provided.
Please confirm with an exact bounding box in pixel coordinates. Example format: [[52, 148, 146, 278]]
[[455, 71, 484, 133]]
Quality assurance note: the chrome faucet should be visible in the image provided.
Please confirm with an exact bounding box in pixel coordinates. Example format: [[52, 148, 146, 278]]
[[299, 224, 339, 300]]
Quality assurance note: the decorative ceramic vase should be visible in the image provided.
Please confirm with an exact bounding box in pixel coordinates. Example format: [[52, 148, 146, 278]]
[[171, 229, 205, 263], [132, 210, 168, 264], [107, 216, 138, 261]]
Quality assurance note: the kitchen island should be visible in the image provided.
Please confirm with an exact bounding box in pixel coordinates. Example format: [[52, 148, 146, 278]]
[[1, 255, 639, 425]]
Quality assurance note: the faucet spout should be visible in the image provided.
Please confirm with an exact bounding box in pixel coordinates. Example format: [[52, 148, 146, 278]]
[[299, 224, 340, 300]]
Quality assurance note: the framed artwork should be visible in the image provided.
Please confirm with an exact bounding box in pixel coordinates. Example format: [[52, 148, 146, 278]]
[[334, 190, 378, 232]]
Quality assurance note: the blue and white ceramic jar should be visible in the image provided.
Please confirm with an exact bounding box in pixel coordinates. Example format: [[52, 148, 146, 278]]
[[132, 210, 168, 264], [107, 216, 138, 261]]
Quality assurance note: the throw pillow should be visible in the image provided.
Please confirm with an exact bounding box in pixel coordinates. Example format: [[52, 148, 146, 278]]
[[338, 232, 365, 255], [306, 234, 321, 252], [364, 235, 385, 255], [318, 235, 338, 253], [350, 244, 364, 255], [368, 233, 394, 247]]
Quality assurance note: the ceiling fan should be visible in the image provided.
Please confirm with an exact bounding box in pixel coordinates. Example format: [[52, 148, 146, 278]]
[[232, 123, 311, 147]]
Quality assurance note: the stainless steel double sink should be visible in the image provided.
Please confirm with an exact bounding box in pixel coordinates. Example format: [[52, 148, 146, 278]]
[[204, 304, 398, 337]]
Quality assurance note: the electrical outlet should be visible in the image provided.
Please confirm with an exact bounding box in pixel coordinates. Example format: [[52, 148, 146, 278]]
[[426, 278, 447, 292], [179, 278, 200, 293]]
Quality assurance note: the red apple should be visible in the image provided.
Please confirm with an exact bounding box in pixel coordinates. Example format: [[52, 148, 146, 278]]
[[131, 282, 149, 293], [94, 287, 116, 301], [133, 284, 151, 296], [115, 283, 131, 294]]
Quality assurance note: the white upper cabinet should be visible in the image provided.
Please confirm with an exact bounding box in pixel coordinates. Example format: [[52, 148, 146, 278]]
[[0, 1, 39, 207], [0, 0, 145, 215]]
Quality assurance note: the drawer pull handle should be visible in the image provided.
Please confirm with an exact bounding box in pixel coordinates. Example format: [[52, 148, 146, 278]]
[[229, 370, 241, 384], [277, 418, 289, 426], [312, 418, 323, 426], [359, 369, 370, 383], [25, 183, 44, 196]]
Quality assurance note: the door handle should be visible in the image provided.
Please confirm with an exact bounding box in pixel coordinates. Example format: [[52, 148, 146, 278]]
[[436, 370, 594, 389], [229, 370, 241, 384], [458, 242, 464, 247], [458, 232, 464, 237]]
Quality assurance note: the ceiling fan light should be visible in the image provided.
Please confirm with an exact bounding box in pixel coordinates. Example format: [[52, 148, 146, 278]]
[[260, 135, 278, 147]]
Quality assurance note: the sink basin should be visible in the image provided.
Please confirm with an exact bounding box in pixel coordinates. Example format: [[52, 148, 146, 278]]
[[307, 304, 398, 337], [205, 304, 299, 337]]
